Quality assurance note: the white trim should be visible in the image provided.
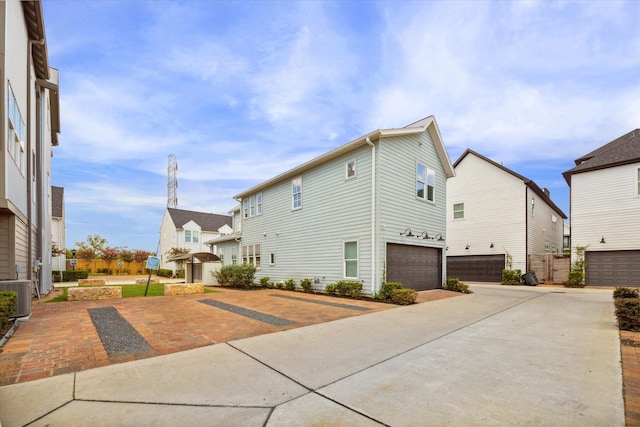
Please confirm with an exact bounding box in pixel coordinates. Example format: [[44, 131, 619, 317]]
[[343, 240, 359, 279]]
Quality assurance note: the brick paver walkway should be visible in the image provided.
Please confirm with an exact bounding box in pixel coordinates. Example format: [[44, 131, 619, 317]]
[[0, 287, 460, 386]]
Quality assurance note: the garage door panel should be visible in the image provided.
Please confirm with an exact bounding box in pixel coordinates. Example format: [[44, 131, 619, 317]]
[[447, 255, 505, 282], [586, 251, 640, 287], [387, 243, 441, 291]]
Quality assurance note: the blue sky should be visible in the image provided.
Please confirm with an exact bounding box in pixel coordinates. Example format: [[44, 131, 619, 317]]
[[43, 0, 640, 253]]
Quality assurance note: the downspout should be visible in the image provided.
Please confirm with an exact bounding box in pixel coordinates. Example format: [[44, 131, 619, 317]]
[[25, 37, 46, 284], [366, 137, 376, 297]]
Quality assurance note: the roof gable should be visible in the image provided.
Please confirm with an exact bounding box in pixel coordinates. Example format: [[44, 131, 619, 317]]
[[166, 208, 232, 232], [454, 149, 567, 219], [563, 129, 640, 184], [235, 115, 454, 199]]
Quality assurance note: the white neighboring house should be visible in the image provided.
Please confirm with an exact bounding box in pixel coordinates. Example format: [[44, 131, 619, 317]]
[[563, 129, 640, 287], [158, 207, 232, 274], [51, 186, 66, 271], [0, 0, 60, 293], [210, 116, 455, 296], [446, 149, 567, 282]]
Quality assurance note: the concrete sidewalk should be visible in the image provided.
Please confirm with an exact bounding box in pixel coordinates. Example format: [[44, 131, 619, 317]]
[[0, 285, 623, 426]]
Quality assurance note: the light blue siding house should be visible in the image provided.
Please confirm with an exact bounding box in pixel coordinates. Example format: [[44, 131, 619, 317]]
[[213, 116, 454, 296]]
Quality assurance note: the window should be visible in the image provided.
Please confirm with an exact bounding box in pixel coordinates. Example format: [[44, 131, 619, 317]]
[[453, 203, 464, 219], [416, 163, 436, 202], [344, 241, 358, 278], [231, 248, 237, 265], [185, 230, 192, 243], [637, 168, 640, 196], [243, 198, 249, 218], [219, 249, 224, 263], [346, 159, 356, 178], [7, 83, 26, 173], [192, 231, 199, 243], [249, 195, 255, 217], [292, 176, 302, 209], [242, 244, 261, 268], [256, 192, 263, 215], [551, 214, 558, 230]]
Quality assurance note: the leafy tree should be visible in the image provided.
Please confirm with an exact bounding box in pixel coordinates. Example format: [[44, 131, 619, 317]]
[[118, 249, 134, 263], [133, 250, 153, 263], [168, 247, 190, 270], [52, 243, 65, 256], [76, 234, 108, 253], [76, 248, 96, 261]]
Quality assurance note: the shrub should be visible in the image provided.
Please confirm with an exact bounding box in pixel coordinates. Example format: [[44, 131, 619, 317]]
[[615, 298, 640, 331], [284, 279, 296, 291], [0, 291, 17, 326], [54, 270, 89, 282], [563, 270, 585, 288], [259, 276, 271, 288], [444, 278, 471, 293], [390, 288, 417, 305], [328, 281, 362, 298], [275, 281, 284, 290], [213, 265, 234, 285], [501, 269, 522, 286], [214, 264, 256, 288], [300, 278, 313, 293], [614, 287, 640, 299], [175, 269, 185, 279], [378, 282, 403, 300], [157, 268, 173, 278]]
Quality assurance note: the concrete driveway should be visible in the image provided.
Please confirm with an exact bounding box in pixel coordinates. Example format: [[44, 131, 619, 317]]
[[0, 284, 623, 426]]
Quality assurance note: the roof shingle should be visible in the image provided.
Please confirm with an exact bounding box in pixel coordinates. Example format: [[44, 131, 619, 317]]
[[167, 208, 232, 232]]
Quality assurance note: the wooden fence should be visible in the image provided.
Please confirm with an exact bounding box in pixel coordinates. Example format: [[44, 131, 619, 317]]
[[529, 254, 570, 284]]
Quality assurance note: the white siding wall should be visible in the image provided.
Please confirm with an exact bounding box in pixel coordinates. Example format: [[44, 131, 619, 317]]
[[527, 187, 564, 256], [158, 210, 177, 269], [571, 163, 640, 258], [243, 145, 373, 293], [377, 131, 448, 285], [447, 154, 527, 271]]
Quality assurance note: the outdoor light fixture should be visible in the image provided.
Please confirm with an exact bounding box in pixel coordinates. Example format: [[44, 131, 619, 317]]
[[465, 244, 470, 250], [490, 243, 494, 248], [436, 234, 445, 241], [417, 231, 430, 239], [400, 228, 414, 237], [600, 236, 606, 244]]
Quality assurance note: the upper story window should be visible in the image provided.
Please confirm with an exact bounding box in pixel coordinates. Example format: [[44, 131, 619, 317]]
[[243, 192, 263, 218], [346, 159, 356, 179], [292, 176, 302, 210], [416, 162, 436, 202], [453, 203, 464, 219], [551, 214, 558, 230], [185, 230, 191, 242], [7, 83, 26, 173], [184, 230, 199, 243]]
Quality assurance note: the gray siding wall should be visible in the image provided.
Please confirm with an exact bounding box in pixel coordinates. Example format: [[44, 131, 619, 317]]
[[242, 145, 374, 293], [377, 132, 448, 285]]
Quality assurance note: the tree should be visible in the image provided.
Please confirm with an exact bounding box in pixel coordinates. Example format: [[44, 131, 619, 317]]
[[133, 250, 153, 263], [76, 248, 96, 261], [168, 247, 190, 270], [118, 249, 134, 263], [101, 247, 119, 272], [76, 234, 108, 253]]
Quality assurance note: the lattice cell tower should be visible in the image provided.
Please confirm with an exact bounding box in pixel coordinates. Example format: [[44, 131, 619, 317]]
[[167, 154, 178, 208]]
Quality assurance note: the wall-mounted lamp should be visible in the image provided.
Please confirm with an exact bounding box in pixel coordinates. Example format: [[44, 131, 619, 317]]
[[465, 244, 470, 250], [490, 243, 494, 248], [435, 234, 445, 241], [400, 228, 414, 237], [263, 232, 268, 237], [600, 236, 606, 244], [417, 231, 430, 239]]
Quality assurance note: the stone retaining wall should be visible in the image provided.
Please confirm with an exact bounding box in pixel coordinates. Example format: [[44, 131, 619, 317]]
[[136, 278, 159, 285], [78, 279, 106, 287], [164, 283, 204, 296], [68, 286, 122, 301]]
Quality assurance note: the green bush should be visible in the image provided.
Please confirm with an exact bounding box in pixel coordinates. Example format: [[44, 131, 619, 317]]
[[284, 279, 296, 291], [444, 277, 471, 293], [175, 269, 185, 279], [0, 291, 17, 326], [259, 276, 271, 288], [327, 281, 362, 298], [213, 264, 256, 288], [614, 287, 640, 299], [275, 281, 284, 289], [53, 270, 89, 282], [564, 270, 585, 288], [390, 288, 417, 305], [378, 282, 403, 300], [157, 268, 173, 278], [615, 298, 640, 331], [501, 269, 522, 286], [300, 278, 313, 293]]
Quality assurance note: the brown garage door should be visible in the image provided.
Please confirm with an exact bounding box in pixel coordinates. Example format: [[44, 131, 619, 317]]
[[447, 255, 505, 282], [585, 251, 640, 287], [386, 243, 442, 291]]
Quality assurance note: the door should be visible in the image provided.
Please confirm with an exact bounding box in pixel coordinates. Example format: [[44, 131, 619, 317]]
[[585, 251, 640, 287], [447, 255, 505, 282], [386, 243, 442, 291]]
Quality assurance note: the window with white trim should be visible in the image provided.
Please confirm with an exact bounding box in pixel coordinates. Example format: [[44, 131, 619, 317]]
[[249, 195, 255, 217], [231, 248, 238, 265], [243, 198, 249, 218], [346, 159, 356, 178], [344, 241, 358, 278], [292, 176, 302, 209], [7, 83, 26, 173], [416, 162, 436, 202], [192, 231, 199, 243], [185, 230, 191, 243], [256, 192, 263, 215], [243, 192, 263, 218], [453, 203, 464, 219], [242, 244, 261, 268], [551, 214, 558, 230]]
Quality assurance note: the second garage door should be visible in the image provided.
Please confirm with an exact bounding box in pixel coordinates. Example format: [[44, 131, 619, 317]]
[[585, 250, 640, 287], [447, 255, 505, 282], [386, 243, 442, 291]]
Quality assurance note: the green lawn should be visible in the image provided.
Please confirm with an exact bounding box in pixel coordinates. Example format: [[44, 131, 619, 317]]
[[46, 284, 216, 302]]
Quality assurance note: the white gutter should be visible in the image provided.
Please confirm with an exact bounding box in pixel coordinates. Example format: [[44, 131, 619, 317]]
[[366, 137, 377, 297]]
